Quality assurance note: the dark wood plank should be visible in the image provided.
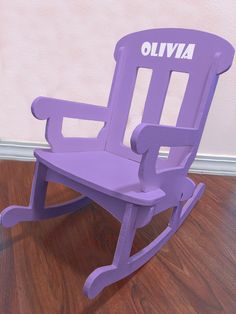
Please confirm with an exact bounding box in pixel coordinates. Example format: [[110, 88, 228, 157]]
[[0, 160, 235, 313]]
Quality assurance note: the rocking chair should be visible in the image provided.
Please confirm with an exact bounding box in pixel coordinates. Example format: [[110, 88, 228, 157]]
[[1, 29, 234, 298]]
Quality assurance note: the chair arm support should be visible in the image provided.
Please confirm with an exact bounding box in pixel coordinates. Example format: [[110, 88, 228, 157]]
[[32, 96, 110, 121], [131, 123, 199, 192], [31, 97, 111, 152]]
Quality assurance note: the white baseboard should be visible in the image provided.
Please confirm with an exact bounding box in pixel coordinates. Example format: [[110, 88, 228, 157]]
[[0, 141, 49, 161], [0, 140, 235, 176]]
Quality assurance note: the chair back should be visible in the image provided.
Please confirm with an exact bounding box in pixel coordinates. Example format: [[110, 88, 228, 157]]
[[105, 28, 234, 169]]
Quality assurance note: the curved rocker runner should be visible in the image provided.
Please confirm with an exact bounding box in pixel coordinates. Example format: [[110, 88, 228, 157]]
[[0, 29, 234, 298]]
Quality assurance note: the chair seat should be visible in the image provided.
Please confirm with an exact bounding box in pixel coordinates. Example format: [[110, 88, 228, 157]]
[[35, 149, 166, 206]]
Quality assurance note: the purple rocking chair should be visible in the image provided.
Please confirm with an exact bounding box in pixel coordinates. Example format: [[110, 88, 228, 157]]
[[1, 29, 234, 298]]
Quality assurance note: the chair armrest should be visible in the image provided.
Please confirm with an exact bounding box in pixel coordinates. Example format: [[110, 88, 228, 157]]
[[32, 96, 110, 121], [31, 96, 111, 152], [131, 123, 200, 191], [131, 123, 199, 154]]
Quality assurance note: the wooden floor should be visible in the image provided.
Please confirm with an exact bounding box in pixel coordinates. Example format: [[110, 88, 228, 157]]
[[0, 160, 235, 314]]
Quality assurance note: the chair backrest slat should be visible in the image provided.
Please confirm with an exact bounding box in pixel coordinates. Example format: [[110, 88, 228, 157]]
[[142, 67, 171, 125]]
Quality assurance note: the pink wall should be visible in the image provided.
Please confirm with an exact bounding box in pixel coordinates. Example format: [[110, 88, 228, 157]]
[[0, 1, 235, 156]]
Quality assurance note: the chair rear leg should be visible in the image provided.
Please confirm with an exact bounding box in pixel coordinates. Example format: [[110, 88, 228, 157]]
[[1, 161, 91, 227], [169, 202, 182, 229], [0, 161, 47, 227]]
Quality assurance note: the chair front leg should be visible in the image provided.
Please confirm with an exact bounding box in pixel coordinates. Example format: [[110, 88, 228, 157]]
[[83, 203, 138, 298], [112, 203, 137, 266], [83, 183, 206, 299], [29, 161, 48, 216]]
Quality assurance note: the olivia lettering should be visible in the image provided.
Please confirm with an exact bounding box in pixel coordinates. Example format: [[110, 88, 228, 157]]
[[141, 42, 195, 60]]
